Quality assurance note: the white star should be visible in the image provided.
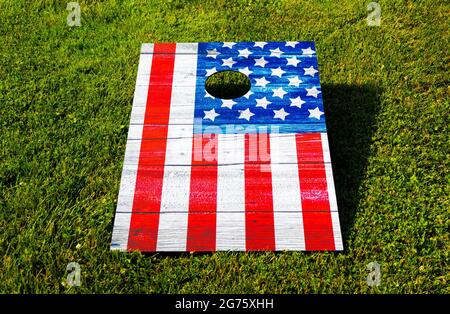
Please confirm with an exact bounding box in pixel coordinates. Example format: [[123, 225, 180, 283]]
[[256, 97, 271, 109], [288, 76, 303, 87], [285, 41, 299, 48], [205, 67, 217, 76], [272, 87, 287, 98], [308, 107, 324, 120], [273, 108, 290, 120], [270, 47, 284, 58], [238, 108, 254, 121], [222, 57, 236, 68], [306, 86, 321, 98], [255, 77, 270, 87], [206, 48, 220, 59], [302, 47, 316, 55], [238, 48, 252, 58], [203, 108, 220, 121], [290, 96, 306, 108], [243, 90, 253, 99], [304, 66, 318, 77], [222, 42, 236, 49], [205, 91, 215, 99], [253, 42, 267, 49], [221, 99, 237, 109], [286, 56, 301, 66], [271, 67, 286, 78], [238, 67, 252, 76], [254, 57, 268, 67]]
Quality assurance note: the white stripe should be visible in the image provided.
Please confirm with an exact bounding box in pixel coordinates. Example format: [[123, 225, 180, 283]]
[[132, 86, 150, 107], [111, 44, 154, 251], [321, 133, 343, 250], [136, 78, 197, 87], [129, 104, 195, 124], [320, 134, 337, 211], [270, 133, 305, 250], [331, 211, 343, 250], [216, 134, 246, 251], [141, 43, 153, 54], [156, 43, 198, 251], [127, 124, 193, 141]]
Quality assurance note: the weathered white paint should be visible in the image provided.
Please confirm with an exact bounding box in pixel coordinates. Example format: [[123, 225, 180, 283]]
[[321, 133, 343, 250], [330, 211, 344, 251], [156, 44, 198, 251], [112, 42, 343, 252], [118, 166, 337, 214], [111, 45, 153, 251], [270, 133, 305, 250], [123, 132, 331, 165], [216, 134, 246, 250]]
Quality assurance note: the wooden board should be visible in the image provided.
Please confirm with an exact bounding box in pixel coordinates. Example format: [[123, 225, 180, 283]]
[[111, 42, 343, 252]]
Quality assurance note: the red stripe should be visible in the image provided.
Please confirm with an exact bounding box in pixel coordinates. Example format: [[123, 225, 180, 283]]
[[244, 133, 275, 250], [296, 133, 335, 250], [127, 43, 176, 251], [186, 134, 218, 251]]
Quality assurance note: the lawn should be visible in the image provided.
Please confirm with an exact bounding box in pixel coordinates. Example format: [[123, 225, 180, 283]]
[[0, 0, 448, 293]]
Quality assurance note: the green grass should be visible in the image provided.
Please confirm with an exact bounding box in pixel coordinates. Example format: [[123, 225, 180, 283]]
[[0, 0, 449, 293]]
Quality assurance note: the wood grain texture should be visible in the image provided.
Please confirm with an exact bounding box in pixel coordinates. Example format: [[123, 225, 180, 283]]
[[127, 43, 177, 251], [110, 46, 153, 251], [117, 163, 337, 212], [141, 42, 316, 56], [111, 42, 343, 251], [122, 132, 331, 164], [124, 211, 339, 251]]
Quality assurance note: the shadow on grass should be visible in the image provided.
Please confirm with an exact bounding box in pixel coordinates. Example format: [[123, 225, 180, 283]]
[[138, 84, 381, 257], [322, 83, 382, 244]]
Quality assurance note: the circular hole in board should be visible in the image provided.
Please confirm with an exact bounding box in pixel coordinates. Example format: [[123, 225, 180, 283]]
[[205, 70, 251, 99]]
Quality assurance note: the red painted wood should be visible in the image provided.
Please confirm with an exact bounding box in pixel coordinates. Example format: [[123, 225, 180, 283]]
[[244, 133, 276, 250], [296, 133, 330, 211], [186, 134, 218, 251], [110, 42, 344, 252], [296, 133, 335, 250], [127, 43, 176, 251], [301, 212, 335, 251]]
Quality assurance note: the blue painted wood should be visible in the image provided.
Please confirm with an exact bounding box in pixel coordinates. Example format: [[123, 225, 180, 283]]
[[194, 42, 326, 135]]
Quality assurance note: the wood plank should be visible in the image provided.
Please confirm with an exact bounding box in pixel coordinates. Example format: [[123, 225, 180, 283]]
[[129, 107, 325, 126], [141, 43, 197, 54], [141, 42, 317, 56], [122, 211, 335, 252], [131, 89, 324, 107], [117, 163, 336, 213], [120, 149, 333, 166], [194, 122, 327, 134], [117, 173, 335, 213], [122, 132, 331, 165], [135, 73, 320, 87]]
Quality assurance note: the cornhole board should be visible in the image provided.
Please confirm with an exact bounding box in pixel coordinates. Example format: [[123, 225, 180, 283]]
[[111, 42, 343, 252]]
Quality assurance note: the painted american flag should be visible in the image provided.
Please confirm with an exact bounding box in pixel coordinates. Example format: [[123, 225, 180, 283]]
[[111, 41, 343, 252]]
